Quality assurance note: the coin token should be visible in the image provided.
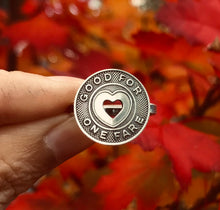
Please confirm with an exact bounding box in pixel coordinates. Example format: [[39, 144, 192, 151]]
[[74, 69, 156, 145]]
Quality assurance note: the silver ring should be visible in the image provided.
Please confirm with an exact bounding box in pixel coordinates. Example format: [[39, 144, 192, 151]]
[[74, 69, 157, 145]]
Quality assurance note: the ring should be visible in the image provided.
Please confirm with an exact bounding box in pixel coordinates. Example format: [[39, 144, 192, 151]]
[[74, 69, 157, 145]]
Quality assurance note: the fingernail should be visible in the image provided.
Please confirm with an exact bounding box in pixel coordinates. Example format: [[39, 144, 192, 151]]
[[44, 117, 93, 164]]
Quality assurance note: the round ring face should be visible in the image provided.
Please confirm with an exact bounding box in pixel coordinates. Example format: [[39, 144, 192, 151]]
[[74, 69, 150, 145]]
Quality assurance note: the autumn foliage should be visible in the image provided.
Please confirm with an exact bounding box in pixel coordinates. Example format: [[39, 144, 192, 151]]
[[1, 0, 220, 209]]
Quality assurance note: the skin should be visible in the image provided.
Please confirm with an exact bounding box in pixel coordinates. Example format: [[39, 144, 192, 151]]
[[0, 70, 93, 209]]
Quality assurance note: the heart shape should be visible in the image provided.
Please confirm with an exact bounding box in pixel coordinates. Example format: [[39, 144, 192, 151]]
[[103, 100, 123, 118], [92, 90, 131, 127]]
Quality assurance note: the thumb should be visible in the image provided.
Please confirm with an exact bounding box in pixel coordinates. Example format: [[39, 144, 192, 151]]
[[45, 115, 94, 165], [0, 114, 93, 208], [0, 72, 93, 208]]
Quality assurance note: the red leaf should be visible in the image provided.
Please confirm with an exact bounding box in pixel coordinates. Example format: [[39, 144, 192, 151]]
[[43, 0, 87, 34], [162, 123, 220, 187], [133, 31, 176, 57], [21, 0, 42, 16], [0, 9, 7, 34], [58, 150, 95, 180], [94, 145, 178, 210], [209, 52, 220, 79], [71, 51, 112, 79], [157, 0, 220, 45], [132, 31, 213, 70], [58, 144, 113, 181], [0, 9, 7, 21], [133, 103, 171, 151], [134, 100, 220, 188], [135, 117, 220, 187], [88, 143, 114, 159], [0, 46, 9, 69], [48, 50, 112, 78], [4, 13, 69, 51], [132, 31, 217, 85], [7, 178, 71, 210]]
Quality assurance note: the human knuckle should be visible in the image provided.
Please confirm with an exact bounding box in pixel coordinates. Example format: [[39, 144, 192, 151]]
[[0, 74, 17, 122], [0, 160, 17, 204], [0, 105, 13, 125], [0, 76, 11, 110]]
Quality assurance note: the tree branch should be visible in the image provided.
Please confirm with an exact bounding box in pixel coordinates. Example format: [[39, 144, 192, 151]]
[[193, 79, 220, 117], [190, 181, 220, 210], [188, 76, 199, 114], [157, 181, 220, 210]]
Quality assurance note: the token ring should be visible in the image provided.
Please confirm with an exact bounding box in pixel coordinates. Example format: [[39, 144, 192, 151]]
[[74, 69, 157, 145]]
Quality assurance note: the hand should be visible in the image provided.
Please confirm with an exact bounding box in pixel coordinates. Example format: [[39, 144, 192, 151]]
[[0, 70, 93, 209]]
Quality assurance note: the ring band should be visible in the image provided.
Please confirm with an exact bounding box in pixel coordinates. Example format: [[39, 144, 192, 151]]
[[150, 103, 157, 115]]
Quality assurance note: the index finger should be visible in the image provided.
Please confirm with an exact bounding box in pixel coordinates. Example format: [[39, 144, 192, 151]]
[[0, 70, 82, 125]]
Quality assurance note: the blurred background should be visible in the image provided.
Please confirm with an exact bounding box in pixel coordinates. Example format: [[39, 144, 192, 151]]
[[1, 0, 220, 209]]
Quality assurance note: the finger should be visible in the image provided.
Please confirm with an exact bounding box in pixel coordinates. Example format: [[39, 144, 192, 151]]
[[0, 70, 83, 125], [0, 114, 93, 205]]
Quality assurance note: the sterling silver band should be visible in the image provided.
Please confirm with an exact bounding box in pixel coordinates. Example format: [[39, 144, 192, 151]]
[[150, 103, 157, 115]]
